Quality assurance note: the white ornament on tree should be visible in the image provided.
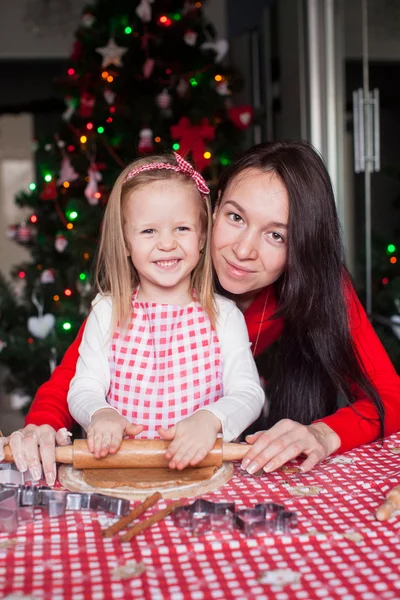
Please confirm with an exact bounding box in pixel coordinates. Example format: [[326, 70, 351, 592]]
[[104, 89, 116, 105], [57, 157, 79, 185], [0, 340, 7, 353], [81, 12, 95, 27], [138, 128, 154, 153], [136, 0, 155, 23], [55, 233, 68, 253], [27, 314, 55, 340], [85, 166, 102, 205], [27, 293, 56, 340], [156, 88, 171, 110], [201, 39, 229, 63], [40, 269, 55, 284], [177, 78, 189, 97], [96, 38, 127, 68], [216, 80, 231, 96], [184, 30, 198, 46]]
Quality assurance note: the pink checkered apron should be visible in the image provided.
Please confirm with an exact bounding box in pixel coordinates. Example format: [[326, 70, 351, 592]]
[[107, 290, 223, 439]]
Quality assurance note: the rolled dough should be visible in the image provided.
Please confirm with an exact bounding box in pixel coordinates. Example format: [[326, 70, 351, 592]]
[[58, 462, 234, 500], [83, 466, 218, 489]]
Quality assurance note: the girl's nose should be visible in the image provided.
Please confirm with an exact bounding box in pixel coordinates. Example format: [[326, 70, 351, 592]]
[[157, 234, 177, 251]]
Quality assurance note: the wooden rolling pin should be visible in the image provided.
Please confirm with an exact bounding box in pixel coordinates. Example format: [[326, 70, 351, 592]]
[[3, 438, 250, 470]]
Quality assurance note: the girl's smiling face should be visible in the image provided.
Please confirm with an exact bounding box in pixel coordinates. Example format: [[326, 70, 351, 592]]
[[123, 179, 205, 304], [212, 168, 289, 308]]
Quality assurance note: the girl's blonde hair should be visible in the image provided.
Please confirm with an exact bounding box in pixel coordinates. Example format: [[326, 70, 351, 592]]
[[95, 153, 216, 331]]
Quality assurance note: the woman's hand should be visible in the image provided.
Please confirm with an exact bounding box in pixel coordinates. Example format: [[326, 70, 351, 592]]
[[0, 424, 72, 487], [376, 485, 400, 521], [87, 409, 144, 458], [158, 410, 222, 470], [241, 419, 341, 474]]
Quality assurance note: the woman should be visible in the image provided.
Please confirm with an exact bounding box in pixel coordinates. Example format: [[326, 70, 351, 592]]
[[2, 140, 400, 488]]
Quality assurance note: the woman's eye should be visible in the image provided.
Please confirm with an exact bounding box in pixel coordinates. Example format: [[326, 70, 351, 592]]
[[227, 212, 243, 223], [270, 232, 285, 243]]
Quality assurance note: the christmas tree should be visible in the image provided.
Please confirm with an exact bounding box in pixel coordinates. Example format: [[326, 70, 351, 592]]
[[0, 0, 253, 406]]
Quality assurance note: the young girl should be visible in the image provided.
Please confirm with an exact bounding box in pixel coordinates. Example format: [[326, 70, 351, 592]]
[[67, 152, 264, 470]]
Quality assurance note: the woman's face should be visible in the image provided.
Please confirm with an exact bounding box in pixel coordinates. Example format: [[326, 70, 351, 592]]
[[212, 168, 289, 303]]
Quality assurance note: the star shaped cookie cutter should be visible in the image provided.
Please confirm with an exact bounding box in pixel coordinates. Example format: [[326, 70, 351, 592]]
[[171, 498, 236, 535], [235, 502, 297, 536], [171, 499, 297, 537]]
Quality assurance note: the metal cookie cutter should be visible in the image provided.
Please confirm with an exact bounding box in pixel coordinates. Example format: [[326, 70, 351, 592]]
[[172, 499, 236, 535], [172, 500, 298, 537], [236, 502, 297, 537], [0, 482, 130, 532], [0, 486, 34, 534], [0, 463, 26, 486]]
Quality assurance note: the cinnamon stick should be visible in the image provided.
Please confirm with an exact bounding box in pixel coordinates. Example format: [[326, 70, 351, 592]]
[[102, 491, 162, 538], [120, 499, 184, 542]]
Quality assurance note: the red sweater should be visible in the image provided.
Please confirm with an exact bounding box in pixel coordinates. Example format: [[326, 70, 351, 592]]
[[26, 285, 400, 453]]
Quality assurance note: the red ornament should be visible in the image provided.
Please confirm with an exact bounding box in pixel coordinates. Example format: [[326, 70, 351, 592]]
[[170, 117, 215, 172], [17, 225, 33, 244], [228, 105, 254, 130], [40, 180, 57, 201], [79, 91, 95, 118]]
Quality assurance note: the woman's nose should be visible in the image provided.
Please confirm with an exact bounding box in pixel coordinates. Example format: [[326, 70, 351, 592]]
[[232, 231, 258, 261]]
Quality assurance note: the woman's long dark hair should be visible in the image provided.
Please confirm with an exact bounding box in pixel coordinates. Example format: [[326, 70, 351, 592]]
[[216, 140, 384, 435]]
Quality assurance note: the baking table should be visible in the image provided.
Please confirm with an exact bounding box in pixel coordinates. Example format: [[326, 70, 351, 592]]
[[0, 432, 399, 600]]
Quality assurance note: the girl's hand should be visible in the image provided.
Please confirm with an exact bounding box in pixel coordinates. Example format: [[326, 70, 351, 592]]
[[241, 419, 341, 474], [158, 410, 222, 470], [87, 409, 144, 458], [376, 485, 400, 521], [0, 424, 72, 487]]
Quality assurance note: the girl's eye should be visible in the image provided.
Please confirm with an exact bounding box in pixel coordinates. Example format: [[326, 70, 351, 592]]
[[176, 226, 189, 232], [142, 229, 155, 234], [227, 212, 243, 223]]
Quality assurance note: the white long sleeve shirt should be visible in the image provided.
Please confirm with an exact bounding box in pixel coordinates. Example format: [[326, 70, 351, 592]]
[[67, 293, 265, 441]]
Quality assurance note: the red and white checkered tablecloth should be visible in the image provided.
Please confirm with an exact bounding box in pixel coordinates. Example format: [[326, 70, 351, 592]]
[[1, 433, 399, 600]]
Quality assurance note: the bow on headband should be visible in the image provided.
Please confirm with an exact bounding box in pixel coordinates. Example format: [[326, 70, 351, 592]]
[[123, 152, 210, 196]]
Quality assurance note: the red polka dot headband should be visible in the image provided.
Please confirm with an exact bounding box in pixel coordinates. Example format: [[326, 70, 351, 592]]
[[123, 152, 210, 196]]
